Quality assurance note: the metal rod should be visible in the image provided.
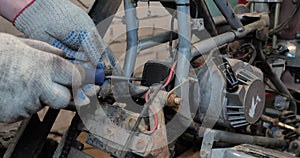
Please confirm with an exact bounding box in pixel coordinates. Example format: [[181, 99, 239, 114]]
[[138, 31, 178, 52], [191, 18, 267, 59], [175, 0, 192, 118], [189, 122, 288, 148], [255, 41, 297, 112], [250, 2, 255, 13], [197, 0, 218, 36], [213, 129, 287, 148], [123, 0, 139, 77], [261, 115, 299, 134], [106, 76, 143, 81], [213, 0, 244, 31], [272, 2, 280, 49]]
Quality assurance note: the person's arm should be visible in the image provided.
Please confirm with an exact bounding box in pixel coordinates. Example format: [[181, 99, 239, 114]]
[[0, 0, 33, 22], [0, 33, 88, 123]]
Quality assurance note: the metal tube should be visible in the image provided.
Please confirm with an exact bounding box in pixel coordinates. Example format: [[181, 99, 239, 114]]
[[213, 129, 287, 148], [138, 31, 178, 52], [197, 0, 218, 36], [254, 3, 269, 13], [213, 0, 244, 31], [123, 0, 139, 77], [250, 2, 255, 13], [255, 41, 297, 112], [175, 0, 192, 118], [189, 122, 288, 148], [272, 2, 280, 48], [191, 18, 267, 59]]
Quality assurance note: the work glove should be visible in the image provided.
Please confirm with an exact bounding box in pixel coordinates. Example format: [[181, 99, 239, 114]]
[[0, 33, 88, 123], [14, 0, 111, 69]]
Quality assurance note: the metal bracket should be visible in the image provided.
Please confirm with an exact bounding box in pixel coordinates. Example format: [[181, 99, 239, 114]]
[[191, 18, 204, 31], [200, 129, 215, 158]]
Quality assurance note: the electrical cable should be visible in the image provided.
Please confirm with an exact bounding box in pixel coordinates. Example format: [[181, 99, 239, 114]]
[[144, 62, 177, 133], [119, 83, 163, 158]]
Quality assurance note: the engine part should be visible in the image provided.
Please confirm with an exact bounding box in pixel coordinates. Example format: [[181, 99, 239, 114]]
[[255, 41, 297, 112], [82, 103, 154, 157], [261, 115, 299, 134], [196, 58, 265, 128], [264, 110, 299, 141], [274, 96, 289, 110], [141, 61, 172, 87], [226, 69, 265, 127], [211, 144, 295, 158], [190, 123, 287, 148]]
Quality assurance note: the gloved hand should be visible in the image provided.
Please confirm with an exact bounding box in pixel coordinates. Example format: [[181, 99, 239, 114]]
[[14, 0, 111, 69], [0, 33, 88, 123]]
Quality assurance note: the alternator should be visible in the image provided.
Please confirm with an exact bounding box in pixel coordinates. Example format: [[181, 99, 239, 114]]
[[225, 69, 265, 128], [195, 57, 265, 128]]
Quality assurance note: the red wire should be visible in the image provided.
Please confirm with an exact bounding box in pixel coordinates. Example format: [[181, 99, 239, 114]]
[[163, 62, 176, 88], [144, 91, 158, 134], [145, 62, 176, 133]]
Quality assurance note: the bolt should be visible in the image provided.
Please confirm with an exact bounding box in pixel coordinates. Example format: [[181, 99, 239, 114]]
[[296, 79, 300, 83], [174, 97, 182, 105], [167, 93, 182, 107]]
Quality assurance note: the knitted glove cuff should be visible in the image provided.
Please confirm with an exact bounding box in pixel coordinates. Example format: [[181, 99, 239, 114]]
[[14, 0, 68, 38], [12, 0, 36, 23]]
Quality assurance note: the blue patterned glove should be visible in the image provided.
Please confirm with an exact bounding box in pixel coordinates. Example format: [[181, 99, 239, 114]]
[[14, 0, 111, 69]]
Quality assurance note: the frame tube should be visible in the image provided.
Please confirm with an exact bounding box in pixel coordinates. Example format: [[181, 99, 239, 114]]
[[123, 0, 139, 77]]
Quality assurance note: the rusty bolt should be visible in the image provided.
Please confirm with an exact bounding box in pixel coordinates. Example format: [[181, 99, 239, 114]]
[[174, 97, 182, 105], [167, 93, 182, 107]]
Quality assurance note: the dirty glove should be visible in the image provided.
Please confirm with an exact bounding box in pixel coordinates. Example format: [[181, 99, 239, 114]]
[[0, 33, 88, 123], [14, 0, 110, 69]]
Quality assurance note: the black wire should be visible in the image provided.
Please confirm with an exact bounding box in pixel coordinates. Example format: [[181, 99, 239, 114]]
[[191, 0, 199, 18]]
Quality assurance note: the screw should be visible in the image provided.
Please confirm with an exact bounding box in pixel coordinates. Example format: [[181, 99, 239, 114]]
[[174, 97, 182, 105]]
